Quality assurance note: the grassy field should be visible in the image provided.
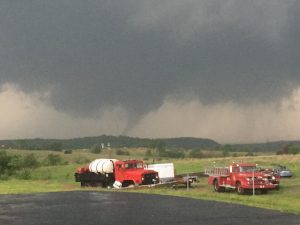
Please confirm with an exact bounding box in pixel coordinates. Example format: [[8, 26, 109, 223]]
[[0, 149, 299, 214]]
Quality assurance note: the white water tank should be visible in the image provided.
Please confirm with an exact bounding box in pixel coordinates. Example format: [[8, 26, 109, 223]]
[[89, 159, 118, 174]]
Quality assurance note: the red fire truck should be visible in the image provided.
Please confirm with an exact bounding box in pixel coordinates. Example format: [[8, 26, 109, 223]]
[[206, 163, 280, 194], [75, 159, 159, 188]]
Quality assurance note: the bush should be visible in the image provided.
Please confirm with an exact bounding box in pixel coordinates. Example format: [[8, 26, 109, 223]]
[[116, 149, 130, 155], [22, 154, 40, 169], [245, 152, 255, 157], [74, 157, 90, 164], [289, 145, 299, 155], [189, 149, 204, 158], [18, 169, 32, 180], [91, 144, 102, 154], [145, 149, 152, 157], [44, 154, 67, 166], [0, 151, 43, 179], [159, 149, 185, 158], [64, 149, 73, 154], [0, 151, 22, 177]]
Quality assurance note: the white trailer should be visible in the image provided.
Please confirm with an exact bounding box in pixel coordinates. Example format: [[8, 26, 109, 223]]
[[146, 163, 175, 183]]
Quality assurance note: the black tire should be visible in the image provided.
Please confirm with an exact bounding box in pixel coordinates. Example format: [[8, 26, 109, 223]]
[[122, 180, 135, 187], [236, 182, 244, 195], [213, 179, 225, 192]]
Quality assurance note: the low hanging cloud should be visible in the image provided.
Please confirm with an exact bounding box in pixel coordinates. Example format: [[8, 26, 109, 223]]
[[1, 83, 300, 143], [129, 88, 300, 144], [0, 83, 129, 140]]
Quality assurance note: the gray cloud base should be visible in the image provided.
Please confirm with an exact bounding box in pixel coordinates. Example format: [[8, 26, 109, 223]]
[[1, 1, 300, 141]]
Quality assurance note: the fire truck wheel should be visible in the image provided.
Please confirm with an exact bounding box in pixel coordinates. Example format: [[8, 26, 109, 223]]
[[236, 182, 244, 195], [213, 179, 224, 192]]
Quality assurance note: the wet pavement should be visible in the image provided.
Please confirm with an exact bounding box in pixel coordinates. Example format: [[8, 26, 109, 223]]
[[0, 191, 299, 225]]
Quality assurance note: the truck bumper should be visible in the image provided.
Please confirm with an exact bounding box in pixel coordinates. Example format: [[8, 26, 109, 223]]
[[243, 183, 279, 190]]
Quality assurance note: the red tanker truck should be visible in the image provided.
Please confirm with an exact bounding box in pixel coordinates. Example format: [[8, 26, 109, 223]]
[[205, 163, 280, 194], [75, 159, 159, 188]]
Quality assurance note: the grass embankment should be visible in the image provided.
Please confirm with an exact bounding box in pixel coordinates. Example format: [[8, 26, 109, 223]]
[[0, 149, 299, 214]]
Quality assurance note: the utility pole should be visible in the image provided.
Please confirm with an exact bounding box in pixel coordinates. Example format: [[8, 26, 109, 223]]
[[252, 169, 255, 196]]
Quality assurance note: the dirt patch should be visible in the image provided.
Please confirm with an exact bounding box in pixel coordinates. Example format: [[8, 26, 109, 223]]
[[63, 184, 78, 190]]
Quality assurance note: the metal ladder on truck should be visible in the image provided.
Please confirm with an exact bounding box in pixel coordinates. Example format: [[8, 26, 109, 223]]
[[204, 167, 230, 177]]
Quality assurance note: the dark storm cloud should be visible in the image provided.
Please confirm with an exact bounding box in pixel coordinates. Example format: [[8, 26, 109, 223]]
[[1, 0, 300, 142]]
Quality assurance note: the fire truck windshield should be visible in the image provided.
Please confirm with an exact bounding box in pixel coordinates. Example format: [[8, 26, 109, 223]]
[[240, 166, 258, 172]]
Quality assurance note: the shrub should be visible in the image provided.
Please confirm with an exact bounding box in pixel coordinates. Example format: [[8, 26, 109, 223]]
[[91, 144, 102, 154], [18, 169, 32, 180], [0, 151, 22, 177], [44, 154, 67, 166], [245, 152, 255, 157], [189, 149, 204, 158], [116, 149, 130, 155], [145, 149, 152, 157], [22, 154, 40, 169], [64, 149, 73, 154], [159, 149, 185, 158], [74, 157, 90, 164]]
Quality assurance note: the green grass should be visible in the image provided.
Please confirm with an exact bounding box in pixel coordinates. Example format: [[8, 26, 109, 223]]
[[125, 177, 300, 215], [1, 149, 300, 214], [0, 179, 81, 194]]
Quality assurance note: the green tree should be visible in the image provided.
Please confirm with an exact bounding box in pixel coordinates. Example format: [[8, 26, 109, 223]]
[[0, 151, 21, 178], [91, 144, 102, 154], [22, 154, 40, 169]]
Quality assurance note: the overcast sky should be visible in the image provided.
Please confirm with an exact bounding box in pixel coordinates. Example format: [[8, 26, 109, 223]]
[[1, 0, 300, 143]]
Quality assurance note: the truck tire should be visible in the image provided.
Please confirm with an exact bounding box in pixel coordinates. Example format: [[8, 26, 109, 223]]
[[122, 180, 135, 187], [236, 182, 244, 195], [213, 179, 225, 192]]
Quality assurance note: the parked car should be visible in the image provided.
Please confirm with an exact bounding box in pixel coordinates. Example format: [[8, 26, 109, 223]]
[[273, 165, 293, 178]]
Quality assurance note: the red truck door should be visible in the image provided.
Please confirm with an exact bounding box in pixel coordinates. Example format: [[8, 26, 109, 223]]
[[229, 166, 240, 186], [114, 163, 125, 182]]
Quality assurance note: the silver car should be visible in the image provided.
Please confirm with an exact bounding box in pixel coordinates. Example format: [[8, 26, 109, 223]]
[[273, 165, 293, 178]]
